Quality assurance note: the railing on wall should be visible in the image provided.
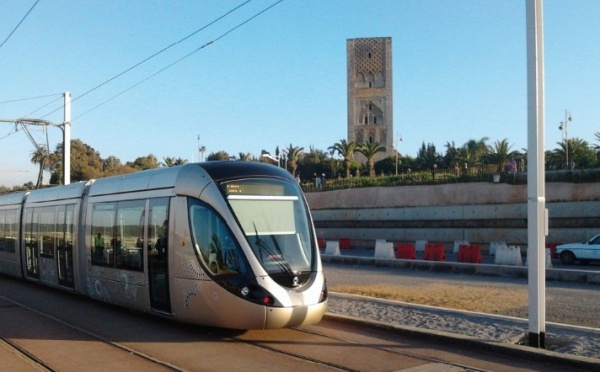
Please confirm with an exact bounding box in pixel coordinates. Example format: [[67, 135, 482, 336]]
[[302, 168, 600, 193]]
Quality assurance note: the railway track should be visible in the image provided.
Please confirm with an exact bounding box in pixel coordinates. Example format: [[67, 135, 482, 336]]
[[0, 334, 55, 372], [2, 291, 485, 372], [0, 275, 582, 371]]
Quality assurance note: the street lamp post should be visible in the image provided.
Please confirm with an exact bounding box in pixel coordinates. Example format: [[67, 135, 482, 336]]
[[558, 110, 572, 170], [395, 133, 402, 175]]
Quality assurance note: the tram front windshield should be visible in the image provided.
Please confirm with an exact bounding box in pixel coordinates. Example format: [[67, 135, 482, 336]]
[[223, 179, 314, 276]]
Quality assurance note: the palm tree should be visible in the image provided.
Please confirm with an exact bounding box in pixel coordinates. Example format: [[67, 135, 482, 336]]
[[358, 142, 386, 177], [328, 139, 359, 178], [234, 152, 253, 161], [457, 147, 478, 176], [484, 139, 518, 173], [464, 137, 489, 172], [31, 146, 50, 189], [594, 132, 600, 164], [283, 144, 304, 176], [444, 141, 460, 175], [161, 157, 188, 167], [198, 146, 206, 162]]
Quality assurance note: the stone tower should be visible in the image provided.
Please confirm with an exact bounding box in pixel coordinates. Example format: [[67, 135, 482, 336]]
[[347, 37, 393, 162]]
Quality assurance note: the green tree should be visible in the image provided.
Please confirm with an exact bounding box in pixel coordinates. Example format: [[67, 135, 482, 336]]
[[206, 151, 230, 161], [358, 142, 386, 177], [283, 144, 304, 177], [232, 152, 253, 161], [457, 147, 478, 176], [103, 155, 135, 177], [329, 139, 359, 178], [443, 141, 460, 175], [127, 154, 159, 170], [416, 142, 442, 172], [198, 145, 206, 162], [484, 139, 519, 173], [30, 146, 50, 189], [161, 157, 188, 167], [50, 139, 104, 183], [554, 138, 597, 169]]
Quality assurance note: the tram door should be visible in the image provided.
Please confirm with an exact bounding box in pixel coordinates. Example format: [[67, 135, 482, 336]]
[[148, 198, 171, 313], [24, 208, 39, 278], [56, 205, 75, 288]]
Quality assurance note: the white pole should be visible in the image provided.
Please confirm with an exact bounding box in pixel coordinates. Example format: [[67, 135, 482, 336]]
[[63, 92, 71, 185], [526, 0, 547, 349]]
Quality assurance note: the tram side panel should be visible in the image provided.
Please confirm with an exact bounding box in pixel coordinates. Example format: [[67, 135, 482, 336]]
[[0, 204, 24, 278], [169, 195, 268, 329]]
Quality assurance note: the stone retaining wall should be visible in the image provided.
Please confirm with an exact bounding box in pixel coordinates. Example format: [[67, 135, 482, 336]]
[[305, 182, 599, 248]]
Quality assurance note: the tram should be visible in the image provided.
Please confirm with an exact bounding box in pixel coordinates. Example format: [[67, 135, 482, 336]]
[[0, 162, 327, 329]]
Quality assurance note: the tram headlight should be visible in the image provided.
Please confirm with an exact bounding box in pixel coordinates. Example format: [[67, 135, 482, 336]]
[[241, 286, 250, 297], [237, 284, 279, 307], [319, 282, 328, 303]]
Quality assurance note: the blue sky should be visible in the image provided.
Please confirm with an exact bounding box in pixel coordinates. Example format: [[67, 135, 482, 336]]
[[1, 0, 599, 187]]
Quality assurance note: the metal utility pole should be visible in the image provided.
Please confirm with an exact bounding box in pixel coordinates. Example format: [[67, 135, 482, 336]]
[[63, 92, 71, 185], [526, 0, 547, 349], [0, 91, 72, 186]]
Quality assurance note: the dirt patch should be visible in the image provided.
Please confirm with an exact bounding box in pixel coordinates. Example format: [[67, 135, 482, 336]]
[[331, 283, 533, 314]]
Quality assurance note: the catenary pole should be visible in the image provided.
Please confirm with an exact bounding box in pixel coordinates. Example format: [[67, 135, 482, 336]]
[[63, 92, 71, 185], [526, 0, 547, 349]]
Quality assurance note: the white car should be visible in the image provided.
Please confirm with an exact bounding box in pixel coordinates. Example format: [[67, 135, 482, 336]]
[[556, 234, 600, 265]]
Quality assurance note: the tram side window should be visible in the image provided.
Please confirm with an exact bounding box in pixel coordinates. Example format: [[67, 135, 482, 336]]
[[91, 200, 144, 271], [91, 203, 115, 266], [149, 198, 169, 257], [188, 199, 247, 277], [39, 206, 56, 258], [0, 210, 5, 251], [56, 205, 75, 251], [6, 209, 18, 252], [115, 200, 144, 271]]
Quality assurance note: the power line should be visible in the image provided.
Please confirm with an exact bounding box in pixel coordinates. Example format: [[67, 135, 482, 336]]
[[39, 0, 255, 119], [0, 93, 62, 105], [72, 0, 285, 121], [0, 0, 41, 52]]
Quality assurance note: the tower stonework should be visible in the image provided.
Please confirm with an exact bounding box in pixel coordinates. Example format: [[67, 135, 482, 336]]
[[347, 37, 393, 163]]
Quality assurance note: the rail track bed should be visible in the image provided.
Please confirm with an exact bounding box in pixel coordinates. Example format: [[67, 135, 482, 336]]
[[0, 275, 581, 371]]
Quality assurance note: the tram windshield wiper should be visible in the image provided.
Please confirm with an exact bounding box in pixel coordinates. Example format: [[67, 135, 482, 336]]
[[252, 221, 293, 275]]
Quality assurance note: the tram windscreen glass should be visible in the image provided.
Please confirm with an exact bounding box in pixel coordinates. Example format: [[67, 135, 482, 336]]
[[223, 179, 315, 275]]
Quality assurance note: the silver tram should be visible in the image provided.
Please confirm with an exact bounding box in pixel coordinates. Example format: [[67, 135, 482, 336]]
[[0, 162, 328, 329]]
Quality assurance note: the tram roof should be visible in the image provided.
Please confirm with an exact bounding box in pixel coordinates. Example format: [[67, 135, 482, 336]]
[[0, 190, 27, 206], [88, 161, 294, 198], [25, 181, 91, 204]]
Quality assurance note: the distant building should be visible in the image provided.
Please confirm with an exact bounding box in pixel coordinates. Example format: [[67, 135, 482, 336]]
[[347, 37, 393, 162]]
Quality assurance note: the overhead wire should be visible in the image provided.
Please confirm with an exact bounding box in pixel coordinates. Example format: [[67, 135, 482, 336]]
[[72, 0, 285, 121], [0, 93, 62, 105], [0, 0, 41, 52], [39, 0, 255, 119]]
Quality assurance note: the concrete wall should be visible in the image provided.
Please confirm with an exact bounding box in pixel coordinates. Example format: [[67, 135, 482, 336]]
[[305, 182, 599, 249]]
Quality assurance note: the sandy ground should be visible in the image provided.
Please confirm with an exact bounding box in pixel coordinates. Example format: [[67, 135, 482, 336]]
[[330, 282, 529, 314]]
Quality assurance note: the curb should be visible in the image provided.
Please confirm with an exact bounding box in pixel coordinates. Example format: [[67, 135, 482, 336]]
[[324, 312, 600, 370]]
